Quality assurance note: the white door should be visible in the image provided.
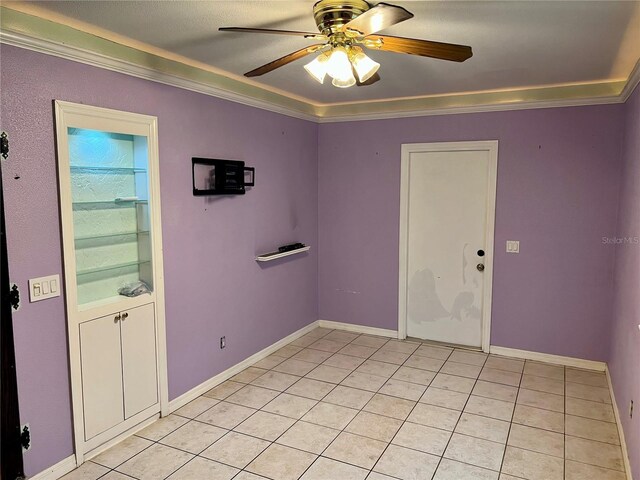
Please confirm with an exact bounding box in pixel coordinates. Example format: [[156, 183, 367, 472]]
[[121, 303, 158, 418], [400, 142, 497, 348]]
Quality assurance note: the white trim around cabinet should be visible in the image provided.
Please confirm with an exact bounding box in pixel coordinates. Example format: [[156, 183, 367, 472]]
[[398, 140, 498, 353]]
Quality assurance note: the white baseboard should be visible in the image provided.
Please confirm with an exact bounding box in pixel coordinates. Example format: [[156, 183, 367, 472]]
[[317, 319, 398, 339], [606, 366, 634, 480], [489, 345, 606, 372], [167, 321, 320, 412], [28, 455, 76, 480]]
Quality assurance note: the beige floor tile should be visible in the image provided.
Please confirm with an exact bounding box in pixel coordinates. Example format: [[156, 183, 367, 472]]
[[99, 472, 133, 480], [351, 334, 389, 348], [225, 385, 280, 409], [355, 360, 400, 378], [324, 431, 387, 469], [159, 420, 227, 454], [507, 423, 564, 457], [116, 443, 193, 480], [565, 460, 627, 480], [173, 396, 219, 419], [520, 374, 564, 395], [565, 436, 625, 471], [484, 356, 524, 374], [363, 393, 416, 420], [379, 378, 426, 401], [285, 378, 335, 400], [196, 401, 256, 429], [404, 354, 446, 372], [324, 330, 359, 343], [290, 333, 322, 348], [301, 457, 368, 480], [306, 327, 333, 338], [234, 411, 295, 441], [566, 414, 620, 444], [392, 366, 436, 385], [369, 349, 411, 365], [306, 364, 352, 383], [60, 461, 109, 480], [392, 421, 452, 455], [203, 380, 244, 400], [250, 371, 300, 391], [276, 421, 339, 454], [420, 387, 469, 410], [523, 361, 564, 380], [338, 343, 378, 358], [246, 444, 317, 480], [345, 411, 402, 442], [274, 345, 304, 358], [301, 401, 359, 429], [566, 381, 612, 404], [233, 473, 270, 480], [498, 475, 521, 480], [201, 432, 270, 468], [323, 385, 375, 409], [323, 353, 365, 370], [565, 396, 615, 422], [166, 457, 238, 480], [367, 473, 397, 480], [431, 373, 476, 393], [455, 413, 510, 443], [441, 361, 482, 379], [433, 458, 499, 480], [415, 344, 453, 360], [478, 368, 521, 387], [136, 414, 189, 441], [93, 436, 153, 468], [341, 371, 388, 391], [309, 339, 345, 353], [512, 404, 564, 433], [517, 388, 564, 413], [472, 381, 518, 403], [465, 395, 515, 421], [381, 339, 420, 354], [502, 446, 563, 480], [292, 348, 334, 364], [565, 368, 608, 388], [273, 358, 317, 376], [444, 433, 505, 471], [373, 444, 440, 480], [407, 403, 461, 431], [449, 350, 488, 366], [262, 393, 317, 419], [231, 367, 269, 384]]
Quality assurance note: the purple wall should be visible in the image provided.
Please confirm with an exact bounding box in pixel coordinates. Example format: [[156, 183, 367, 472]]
[[609, 83, 640, 480], [0, 45, 318, 476], [318, 106, 623, 361]]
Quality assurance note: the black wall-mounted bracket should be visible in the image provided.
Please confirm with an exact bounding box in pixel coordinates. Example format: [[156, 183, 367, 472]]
[[192, 158, 255, 196], [1, 132, 9, 160]]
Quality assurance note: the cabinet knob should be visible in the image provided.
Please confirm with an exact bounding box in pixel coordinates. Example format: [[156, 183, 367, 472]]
[[121, 312, 129, 320], [114, 313, 121, 323]]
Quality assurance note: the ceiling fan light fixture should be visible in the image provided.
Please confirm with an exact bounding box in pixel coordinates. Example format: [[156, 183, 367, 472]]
[[326, 47, 353, 81], [351, 49, 380, 83], [332, 75, 357, 88], [304, 53, 330, 83]]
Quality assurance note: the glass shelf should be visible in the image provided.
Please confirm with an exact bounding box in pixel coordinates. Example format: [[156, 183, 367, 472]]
[[72, 200, 148, 210], [75, 231, 150, 242], [77, 260, 151, 277], [70, 165, 147, 174]]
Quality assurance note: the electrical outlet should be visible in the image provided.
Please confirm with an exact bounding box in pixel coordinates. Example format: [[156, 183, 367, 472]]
[[20, 423, 31, 452], [630, 400, 634, 419], [220, 336, 226, 349]]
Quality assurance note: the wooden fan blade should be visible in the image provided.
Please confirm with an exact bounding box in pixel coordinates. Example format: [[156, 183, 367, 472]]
[[356, 72, 381, 86], [343, 3, 413, 37], [245, 44, 325, 77], [366, 35, 472, 62], [219, 27, 326, 40]]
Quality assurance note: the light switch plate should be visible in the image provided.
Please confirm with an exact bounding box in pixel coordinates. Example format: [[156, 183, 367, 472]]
[[29, 275, 60, 302], [506, 240, 520, 253]]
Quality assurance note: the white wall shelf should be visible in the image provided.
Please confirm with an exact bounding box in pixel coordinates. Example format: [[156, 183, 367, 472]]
[[256, 246, 310, 262]]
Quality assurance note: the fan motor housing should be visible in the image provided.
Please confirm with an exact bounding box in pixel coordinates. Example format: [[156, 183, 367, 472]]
[[313, 0, 370, 36]]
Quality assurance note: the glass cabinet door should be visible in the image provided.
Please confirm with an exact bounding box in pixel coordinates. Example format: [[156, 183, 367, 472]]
[[67, 128, 153, 305]]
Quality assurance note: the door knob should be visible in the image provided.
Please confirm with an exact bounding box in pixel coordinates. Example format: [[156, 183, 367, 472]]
[[477, 263, 485, 272], [114, 313, 121, 323], [121, 312, 129, 320]]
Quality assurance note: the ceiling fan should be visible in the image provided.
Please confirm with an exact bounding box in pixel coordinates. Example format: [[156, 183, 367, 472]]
[[219, 0, 472, 88]]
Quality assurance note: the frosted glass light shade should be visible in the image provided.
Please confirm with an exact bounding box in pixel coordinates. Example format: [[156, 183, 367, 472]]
[[332, 76, 356, 88], [326, 47, 353, 81], [352, 51, 380, 82], [304, 53, 329, 83]]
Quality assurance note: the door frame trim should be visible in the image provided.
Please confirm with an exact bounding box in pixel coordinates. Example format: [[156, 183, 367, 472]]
[[398, 140, 498, 352]]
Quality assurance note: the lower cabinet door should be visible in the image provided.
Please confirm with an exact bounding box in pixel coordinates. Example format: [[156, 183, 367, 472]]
[[79, 313, 124, 440], [121, 303, 158, 418]]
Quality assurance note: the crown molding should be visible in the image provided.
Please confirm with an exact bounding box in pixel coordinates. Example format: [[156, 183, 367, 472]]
[[1, 5, 638, 123]]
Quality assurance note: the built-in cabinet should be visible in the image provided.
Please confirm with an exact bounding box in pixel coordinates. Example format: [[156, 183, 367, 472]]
[[55, 101, 168, 462]]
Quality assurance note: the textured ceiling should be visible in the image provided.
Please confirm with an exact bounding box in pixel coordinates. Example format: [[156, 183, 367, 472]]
[[8, 1, 640, 105]]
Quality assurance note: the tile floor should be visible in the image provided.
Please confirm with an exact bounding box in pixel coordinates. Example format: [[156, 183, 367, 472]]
[[62, 327, 627, 480]]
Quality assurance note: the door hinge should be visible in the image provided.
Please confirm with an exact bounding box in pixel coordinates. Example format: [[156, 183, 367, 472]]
[[9, 283, 20, 311], [20, 424, 31, 452], [1, 131, 8, 160]]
